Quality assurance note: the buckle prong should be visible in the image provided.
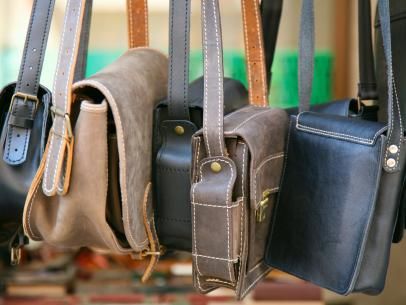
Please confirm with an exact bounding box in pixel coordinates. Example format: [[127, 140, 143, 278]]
[[9, 92, 40, 114]]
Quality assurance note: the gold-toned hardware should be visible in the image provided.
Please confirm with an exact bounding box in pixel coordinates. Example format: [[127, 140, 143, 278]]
[[9, 92, 40, 113], [50, 106, 73, 141], [10, 247, 21, 266], [211, 162, 222, 173], [256, 188, 272, 222], [387, 158, 396, 168], [174, 125, 185, 135], [389, 145, 399, 154]]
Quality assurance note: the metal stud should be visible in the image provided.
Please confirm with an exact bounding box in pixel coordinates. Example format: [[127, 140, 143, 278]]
[[174, 125, 185, 135], [210, 162, 222, 173], [389, 145, 399, 154], [386, 158, 396, 168]]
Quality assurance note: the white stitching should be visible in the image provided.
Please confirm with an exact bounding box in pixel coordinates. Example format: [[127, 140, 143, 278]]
[[82, 80, 148, 248], [143, 0, 148, 46], [241, 268, 270, 298], [229, 108, 273, 133], [44, 0, 84, 194], [128, 0, 134, 47], [26, 183, 42, 240], [192, 201, 242, 209], [256, 153, 284, 171], [202, 1, 211, 157], [192, 253, 239, 262]]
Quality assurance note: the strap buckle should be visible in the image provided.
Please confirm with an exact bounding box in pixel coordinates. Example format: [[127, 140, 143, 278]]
[[9, 92, 40, 114], [10, 247, 21, 266], [141, 245, 166, 258], [50, 106, 73, 141]]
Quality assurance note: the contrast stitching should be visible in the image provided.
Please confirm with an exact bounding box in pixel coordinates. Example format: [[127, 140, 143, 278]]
[[44, 0, 83, 194], [128, 0, 134, 47], [26, 183, 42, 240], [241, 268, 270, 298], [183, 0, 189, 116], [229, 109, 273, 133], [256, 153, 284, 171], [192, 201, 242, 209], [202, 1, 211, 157], [241, 0, 253, 105], [143, 0, 148, 46], [192, 253, 239, 262]]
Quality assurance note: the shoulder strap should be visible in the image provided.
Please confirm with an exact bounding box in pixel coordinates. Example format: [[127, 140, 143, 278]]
[[167, 0, 268, 120], [127, 0, 149, 48], [42, 0, 90, 196], [261, 0, 283, 91], [358, 0, 378, 100], [2, 0, 56, 165]]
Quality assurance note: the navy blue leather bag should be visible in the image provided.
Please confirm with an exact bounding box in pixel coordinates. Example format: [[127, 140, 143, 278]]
[[266, 0, 404, 295]]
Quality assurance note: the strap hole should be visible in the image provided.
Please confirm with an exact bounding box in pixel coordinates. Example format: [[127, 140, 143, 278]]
[[26, 84, 30, 87], [14, 149, 18, 152], [17, 134, 20, 138]]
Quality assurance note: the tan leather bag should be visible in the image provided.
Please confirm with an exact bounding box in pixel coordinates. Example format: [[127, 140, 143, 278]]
[[23, 0, 167, 281], [190, 0, 288, 299]]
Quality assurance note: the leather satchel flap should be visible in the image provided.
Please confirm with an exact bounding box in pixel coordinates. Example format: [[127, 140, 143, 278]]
[[73, 48, 168, 252], [267, 113, 387, 295]]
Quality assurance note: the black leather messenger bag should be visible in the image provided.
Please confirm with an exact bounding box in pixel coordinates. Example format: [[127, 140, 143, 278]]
[[266, 0, 404, 295]]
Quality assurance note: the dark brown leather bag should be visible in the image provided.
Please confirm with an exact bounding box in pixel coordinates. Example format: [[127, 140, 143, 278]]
[[190, 0, 288, 299]]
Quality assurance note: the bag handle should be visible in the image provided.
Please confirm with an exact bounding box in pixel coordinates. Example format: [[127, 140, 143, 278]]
[[2, 0, 57, 166], [299, 0, 403, 172], [167, 0, 268, 121], [127, 0, 149, 48]]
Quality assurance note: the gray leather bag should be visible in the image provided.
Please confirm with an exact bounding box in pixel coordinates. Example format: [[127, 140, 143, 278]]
[[23, 0, 167, 282], [190, 0, 288, 299]]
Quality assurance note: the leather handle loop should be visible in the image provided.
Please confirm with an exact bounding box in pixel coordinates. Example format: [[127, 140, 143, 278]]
[[201, 0, 226, 157], [127, 0, 149, 48]]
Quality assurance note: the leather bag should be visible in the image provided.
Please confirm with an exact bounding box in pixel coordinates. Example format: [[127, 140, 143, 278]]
[[0, 0, 59, 262], [190, 0, 288, 299], [266, 0, 404, 295], [22, 0, 167, 282], [153, 0, 272, 252], [375, 0, 406, 242]]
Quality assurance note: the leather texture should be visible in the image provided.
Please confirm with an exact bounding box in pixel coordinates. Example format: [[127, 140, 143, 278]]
[[153, 0, 267, 252], [23, 0, 168, 282], [266, 0, 404, 295], [127, 0, 148, 48], [375, 0, 406, 242], [189, 0, 289, 299], [0, 0, 56, 255]]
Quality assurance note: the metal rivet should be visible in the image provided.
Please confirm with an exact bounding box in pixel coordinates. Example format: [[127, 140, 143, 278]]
[[389, 145, 399, 154], [387, 158, 396, 168], [174, 125, 184, 135], [211, 162, 222, 173]]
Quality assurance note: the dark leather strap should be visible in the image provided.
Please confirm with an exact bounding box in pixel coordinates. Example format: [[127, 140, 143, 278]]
[[299, 0, 402, 172], [261, 0, 283, 90], [358, 0, 378, 100], [127, 0, 149, 48], [2, 0, 56, 165], [167, 0, 191, 119]]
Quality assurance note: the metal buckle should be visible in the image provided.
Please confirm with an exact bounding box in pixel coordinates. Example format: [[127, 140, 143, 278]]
[[141, 246, 166, 257], [50, 106, 73, 141], [256, 189, 272, 222], [9, 92, 40, 114]]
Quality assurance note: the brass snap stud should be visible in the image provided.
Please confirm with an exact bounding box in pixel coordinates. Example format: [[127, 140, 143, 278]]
[[386, 158, 396, 168], [174, 125, 185, 135], [211, 162, 222, 173], [389, 145, 399, 154]]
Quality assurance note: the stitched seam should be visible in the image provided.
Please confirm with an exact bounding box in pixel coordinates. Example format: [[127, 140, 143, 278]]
[[256, 153, 284, 171], [26, 182, 42, 240], [192, 253, 239, 262], [206, 278, 233, 285], [199, 157, 234, 281], [44, 0, 83, 194], [143, 0, 148, 46], [229, 108, 273, 133], [238, 143, 246, 274], [128, 0, 134, 47], [168, 0, 174, 105], [84, 80, 148, 248], [157, 216, 191, 223], [241, 0, 253, 105], [241, 268, 270, 298], [202, 1, 211, 157], [183, 0, 189, 115], [192, 201, 242, 208], [192, 138, 202, 276], [212, 0, 224, 156], [253, 0, 268, 104]]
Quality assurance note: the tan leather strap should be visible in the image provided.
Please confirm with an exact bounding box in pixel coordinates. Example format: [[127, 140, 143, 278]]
[[127, 0, 149, 48], [242, 0, 268, 106]]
